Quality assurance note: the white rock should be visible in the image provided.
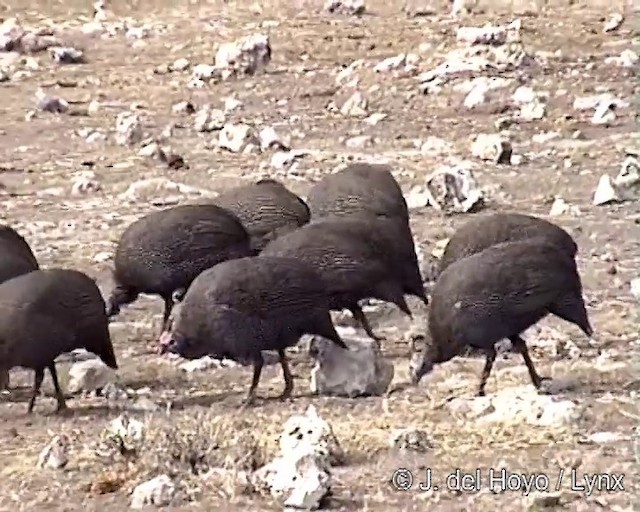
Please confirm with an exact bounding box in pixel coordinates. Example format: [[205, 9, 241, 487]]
[[549, 197, 571, 217], [587, 431, 624, 443], [214, 33, 271, 78], [423, 162, 483, 213], [613, 156, 640, 201], [450, 0, 474, 16], [271, 149, 307, 170], [120, 178, 206, 202], [259, 126, 290, 151], [104, 413, 145, 451], [374, 54, 406, 73], [67, 359, 116, 394], [35, 89, 69, 113], [223, 97, 243, 112], [178, 356, 239, 372], [456, 20, 521, 46], [603, 13, 624, 32], [363, 112, 387, 125], [463, 84, 487, 109], [573, 94, 627, 111], [172, 100, 195, 115], [130, 475, 176, 509], [630, 278, 640, 301], [218, 123, 258, 153], [518, 100, 546, 121], [325, 0, 365, 15], [85, 131, 107, 144], [604, 49, 639, 68], [593, 174, 619, 205], [420, 136, 453, 155], [194, 105, 226, 132], [345, 135, 374, 149], [389, 428, 433, 452], [253, 452, 330, 510], [138, 141, 161, 157], [512, 86, 536, 104], [50, 46, 84, 64], [447, 386, 580, 426], [71, 172, 102, 195], [191, 63, 218, 81], [37, 435, 70, 469], [454, 76, 512, 94], [309, 335, 394, 398], [340, 91, 368, 117], [169, 58, 190, 71], [279, 405, 344, 464], [471, 133, 512, 163], [591, 101, 616, 125], [404, 186, 431, 209], [115, 112, 143, 146]]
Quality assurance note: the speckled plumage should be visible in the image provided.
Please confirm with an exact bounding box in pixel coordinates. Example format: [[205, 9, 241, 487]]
[[161, 255, 346, 406], [410, 238, 593, 395], [0, 268, 118, 413], [106, 204, 253, 330], [261, 216, 426, 343], [305, 163, 410, 223], [212, 178, 311, 254], [438, 212, 578, 277]]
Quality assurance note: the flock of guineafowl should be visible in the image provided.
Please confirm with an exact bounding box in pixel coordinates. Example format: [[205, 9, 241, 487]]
[[0, 162, 595, 413]]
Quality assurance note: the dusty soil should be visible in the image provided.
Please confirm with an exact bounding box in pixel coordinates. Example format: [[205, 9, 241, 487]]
[[0, 1, 638, 510]]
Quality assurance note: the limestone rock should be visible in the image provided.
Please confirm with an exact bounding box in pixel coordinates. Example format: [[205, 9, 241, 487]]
[[423, 162, 484, 213], [325, 0, 365, 15], [340, 91, 368, 117], [67, 359, 117, 394], [218, 123, 258, 153], [215, 33, 271, 79], [194, 105, 225, 132], [37, 435, 70, 469], [115, 112, 143, 146], [471, 133, 512, 163], [389, 428, 433, 453], [130, 475, 176, 509], [309, 335, 394, 398]]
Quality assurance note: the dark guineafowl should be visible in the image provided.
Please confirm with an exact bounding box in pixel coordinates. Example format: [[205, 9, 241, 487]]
[[0, 268, 118, 413], [159, 256, 347, 406], [305, 162, 410, 223], [106, 204, 253, 331], [211, 178, 311, 254], [438, 212, 578, 277], [409, 238, 593, 396], [261, 217, 426, 344], [0, 224, 39, 390]]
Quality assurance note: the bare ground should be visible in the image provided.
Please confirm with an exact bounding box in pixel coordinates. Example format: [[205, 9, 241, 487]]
[[0, 1, 638, 510]]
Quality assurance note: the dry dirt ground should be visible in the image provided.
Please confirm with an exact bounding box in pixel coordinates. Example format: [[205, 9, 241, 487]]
[[0, 0, 638, 510]]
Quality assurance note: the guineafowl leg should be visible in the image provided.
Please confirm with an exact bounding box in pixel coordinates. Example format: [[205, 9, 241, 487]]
[[349, 305, 384, 344], [509, 335, 548, 389], [477, 348, 496, 397], [0, 368, 9, 391], [278, 349, 294, 401], [48, 364, 67, 412], [27, 368, 45, 414], [241, 356, 264, 408]]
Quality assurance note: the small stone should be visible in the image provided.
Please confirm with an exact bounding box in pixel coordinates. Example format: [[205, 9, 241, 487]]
[[603, 13, 624, 32], [194, 105, 225, 132], [191, 63, 219, 80], [591, 101, 616, 126], [224, 97, 243, 112], [35, 89, 68, 114], [345, 135, 374, 149], [374, 54, 406, 73], [630, 278, 640, 301], [604, 49, 639, 68], [471, 133, 512, 164], [423, 162, 484, 213], [130, 475, 176, 509], [271, 149, 307, 170], [549, 197, 570, 217], [526, 491, 561, 508], [593, 174, 619, 205], [518, 101, 545, 121], [463, 85, 487, 109], [169, 58, 190, 71], [71, 172, 101, 195], [309, 335, 394, 397], [67, 359, 116, 394], [363, 112, 387, 125], [512, 86, 536, 104], [259, 126, 290, 151], [218, 123, 258, 153], [340, 91, 368, 117], [214, 33, 271, 78], [115, 112, 143, 146], [325, 0, 365, 15], [389, 428, 433, 452], [37, 435, 70, 470], [49, 46, 85, 64], [172, 100, 195, 115]]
